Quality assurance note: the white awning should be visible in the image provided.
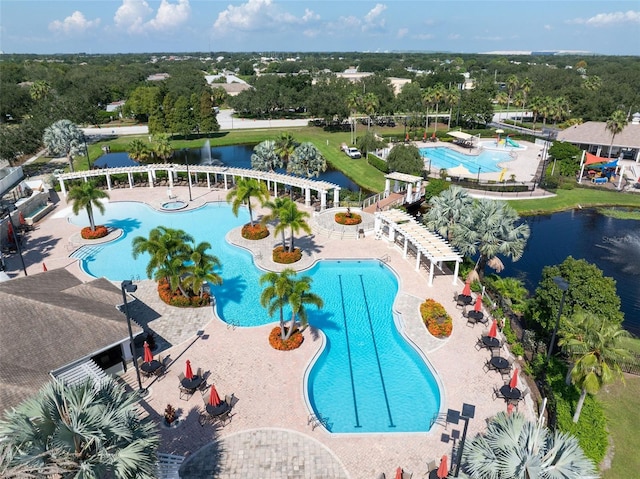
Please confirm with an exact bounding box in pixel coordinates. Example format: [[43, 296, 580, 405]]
[[447, 131, 474, 141]]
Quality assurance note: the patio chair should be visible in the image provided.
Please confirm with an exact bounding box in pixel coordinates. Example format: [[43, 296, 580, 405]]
[[178, 373, 194, 401], [474, 337, 484, 351], [493, 386, 505, 401], [402, 472, 413, 479], [426, 459, 437, 473], [216, 409, 233, 427], [466, 315, 477, 328], [483, 359, 495, 374], [224, 393, 236, 409]]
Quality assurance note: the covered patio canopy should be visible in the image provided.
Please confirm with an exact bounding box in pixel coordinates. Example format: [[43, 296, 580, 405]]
[[447, 131, 475, 141]]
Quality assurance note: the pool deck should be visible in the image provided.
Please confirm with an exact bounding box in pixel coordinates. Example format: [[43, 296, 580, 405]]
[[3, 185, 536, 479]]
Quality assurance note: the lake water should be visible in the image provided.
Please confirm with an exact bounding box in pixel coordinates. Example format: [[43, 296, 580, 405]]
[[500, 209, 640, 335]]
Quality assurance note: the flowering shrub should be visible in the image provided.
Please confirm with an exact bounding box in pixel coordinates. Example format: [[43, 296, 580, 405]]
[[164, 404, 176, 424], [81, 225, 108, 239], [242, 223, 269, 240], [420, 298, 453, 338], [272, 246, 302, 264], [269, 326, 304, 350], [334, 212, 362, 225], [157, 279, 210, 307]]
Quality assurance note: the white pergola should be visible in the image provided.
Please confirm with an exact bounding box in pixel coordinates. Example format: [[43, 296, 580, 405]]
[[384, 172, 423, 205], [374, 209, 462, 286], [56, 164, 341, 210]]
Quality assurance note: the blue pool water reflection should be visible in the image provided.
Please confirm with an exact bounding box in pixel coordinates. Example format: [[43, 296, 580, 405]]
[[70, 202, 440, 432], [419, 147, 512, 173]]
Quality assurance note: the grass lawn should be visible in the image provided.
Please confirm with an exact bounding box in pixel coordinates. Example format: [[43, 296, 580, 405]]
[[509, 189, 640, 215], [599, 374, 640, 478]]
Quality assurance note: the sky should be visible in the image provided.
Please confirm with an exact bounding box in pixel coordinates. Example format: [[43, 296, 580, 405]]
[[1, 1, 639, 56]]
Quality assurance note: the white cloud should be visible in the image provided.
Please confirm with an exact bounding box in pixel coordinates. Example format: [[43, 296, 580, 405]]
[[114, 0, 153, 32], [213, 0, 317, 35], [397, 28, 408, 39], [475, 35, 503, 41], [362, 3, 387, 32], [448, 33, 460, 40], [413, 33, 434, 40], [544, 24, 552, 30], [568, 10, 640, 26], [49, 11, 100, 35], [147, 0, 191, 31]]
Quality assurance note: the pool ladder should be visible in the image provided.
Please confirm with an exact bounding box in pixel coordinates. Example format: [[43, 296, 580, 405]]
[[379, 254, 390, 263], [308, 413, 329, 431]]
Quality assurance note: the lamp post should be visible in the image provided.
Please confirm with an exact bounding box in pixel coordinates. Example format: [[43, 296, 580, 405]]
[[446, 403, 476, 477], [547, 276, 569, 362], [1, 206, 28, 276], [121, 280, 144, 394], [82, 133, 91, 170], [477, 166, 482, 183]]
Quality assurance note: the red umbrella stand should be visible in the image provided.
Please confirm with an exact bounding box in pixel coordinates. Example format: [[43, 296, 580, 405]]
[[437, 455, 448, 478], [509, 368, 519, 390], [488, 320, 497, 338], [185, 359, 194, 380], [474, 295, 483, 312], [395, 467, 403, 479], [461, 281, 471, 297], [209, 384, 222, 407], [143, 341, 153, 363]]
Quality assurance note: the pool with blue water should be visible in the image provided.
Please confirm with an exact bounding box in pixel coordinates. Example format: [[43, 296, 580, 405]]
[[70, 202, 441, 433], [419, 146, 513, 173]]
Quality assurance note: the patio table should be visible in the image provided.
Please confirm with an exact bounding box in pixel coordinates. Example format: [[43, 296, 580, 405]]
[[482, 336, 500, 349], [181, 376, 203, 391], [140, 360, 162, 375], [490, 356, 510, 372], [500, 385, 522, 401], [206, 401, 229, 417], [468, 310, 485, 322], [457, 294, 473, 305]]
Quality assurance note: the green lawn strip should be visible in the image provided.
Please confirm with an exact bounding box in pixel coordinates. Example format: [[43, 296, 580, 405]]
[[599, 375, 640, 478], [509, 189, 640, 215]]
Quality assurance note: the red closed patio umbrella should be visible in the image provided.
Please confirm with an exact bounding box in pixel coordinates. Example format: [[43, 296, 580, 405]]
[[437, 455, 448, 478], [209, 384, 221, 407], [507, 403, 515, 415], [423, 131, 427, 141], [18, 212, 26, 225], [509, 368, 519, 390], [7, 221, 14, 244], [461, 281, 471, 297], [395, 467, 403, 479], [42, 263, 48, 272], [488, 319, 498, 338], [405, 132, 410, 142], [474, 295, 483, 312], [143, 341, 153, 363], [185, 359, 194, 380]]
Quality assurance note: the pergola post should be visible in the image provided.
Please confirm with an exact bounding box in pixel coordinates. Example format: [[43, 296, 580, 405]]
[[168, 169, 174, 188], [453, 261, 460, 285], [405, 182, 412, 203], [106, 174, 112, 191], [305, 188, 311, 207], [333, 189, 340, 206], [147, 170, 154, 188], [223, 174, 228, 190], [428, 260, 435, 286], [273, 181, 278, 197], [320, 191, 326, 210], [384, 178, 390, 196], [59, 178, 67, 196], [403, 237, 408, 258], [127, 172, 133, 189], [206, 172, 211, 189], [415, 251, 421, 271]]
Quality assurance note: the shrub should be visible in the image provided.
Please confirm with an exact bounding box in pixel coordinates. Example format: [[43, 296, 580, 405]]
[[420, 298, 453, 338], [164, 404, 176, 425], [334, 212, 362, 225], [272, 246, 302, 264], [81, 225, 108, 239], [157, 278, 210, 307], [367, 153, 388, 173], [242, 223, 269, 240], [269, 326, 304, 350]]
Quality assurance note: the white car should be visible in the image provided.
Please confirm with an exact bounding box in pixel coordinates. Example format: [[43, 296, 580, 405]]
[[343, 146, 362, 159]]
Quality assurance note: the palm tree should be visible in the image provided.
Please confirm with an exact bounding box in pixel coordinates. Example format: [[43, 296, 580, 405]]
[[262, 197, 293, 249], [67, 181, 109, 232], [506, 74, 519, 119], [423, 186, 473, 242], [519, 77, 533, 126], [421, 86, 434, 132], [276, 200, 311, 253], [551, 97, 571, 126], [182, 241, 223, 297], [559, 312, 631, 423], [284, 275, 324, 339], [152, 133, 173, 163], [29, 80, 51, 101], [495, 91, 508, 122], [605, 109, 628, 158], [128, 138, 151, 163], [43, 119, 85, 172], [346, 90, 361, 143], [251, 140, 281, 172], [260, 268, 296, 339], [361, 92, 379, 130], [444, 85, 461, 129], [528, 96, 543, 131], [454, 198, 531, 281], [132, 226, 193, 283], [461, 412, 598, 479], [226, 177, 269, 227], [274, 132, 296, 169], [0, 378, 159, 479], [539, 96, 554, 127], [288, 142, 327, 178], [430, 83, 446, 133]]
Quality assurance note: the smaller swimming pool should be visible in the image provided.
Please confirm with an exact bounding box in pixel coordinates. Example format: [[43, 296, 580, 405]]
[[420, 146, 512, 173]]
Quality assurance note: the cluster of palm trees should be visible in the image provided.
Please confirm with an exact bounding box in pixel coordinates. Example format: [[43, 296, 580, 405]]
[[227, 177, 311, 253], [128, 133, 173, 163], [424, 186, 530, 281], [132, 226, 222, 299], [250, 132, 327, 178], [422, 83, 461, 133], [259, 268, 323, 340]]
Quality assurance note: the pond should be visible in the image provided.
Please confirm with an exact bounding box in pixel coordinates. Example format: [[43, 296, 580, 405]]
[[500, 209, 640, 336], [95, 144, 363, 192]]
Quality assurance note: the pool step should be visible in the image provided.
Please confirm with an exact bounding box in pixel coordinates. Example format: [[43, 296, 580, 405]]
[[70, 245, 104, 260]]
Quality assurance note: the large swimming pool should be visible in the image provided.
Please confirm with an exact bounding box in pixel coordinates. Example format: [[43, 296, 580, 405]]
[[419, 146, 512, 173], [69, 202, 441, 433]]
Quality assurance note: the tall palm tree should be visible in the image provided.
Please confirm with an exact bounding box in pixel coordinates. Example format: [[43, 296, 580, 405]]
[[454, 198, 531, 280], [274, 132, 296, 169], [605, 109, 628, 158], [582, 75, 602, 92], [430, 83, 446, 133], [461, 412, 598, 479], [0, 378, 159, 479], [260, 268, 296, 339], [528, 96, 543, 131], [519, 77, 533, 126], [275, 200, 311, 253], [132, 226, 193, 283], [284, 275, 323, 339], [495, 91, 508, 122], [182, 241, 223, 297], [43, 119, 85, 172], [152, 133, 173, 163], [289, 142, 327, 178], [423, 186, 473, 242], [29, 80, 51, 101], [539, 96, 554, 127], [262, 197, 293, 249], [559, 312, 631, 423], [128, 138, 151, 163], [67, 181, 109, 232], [421, 86, 434, 133], [251, 140, 281, 172], [444, 85, 461, 129], [346, 90, 361, 143], [226, 177, 269, 227], [551, 97, 571, 126], [361, 92, 379, 130], [506, 74, 519, 120]]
